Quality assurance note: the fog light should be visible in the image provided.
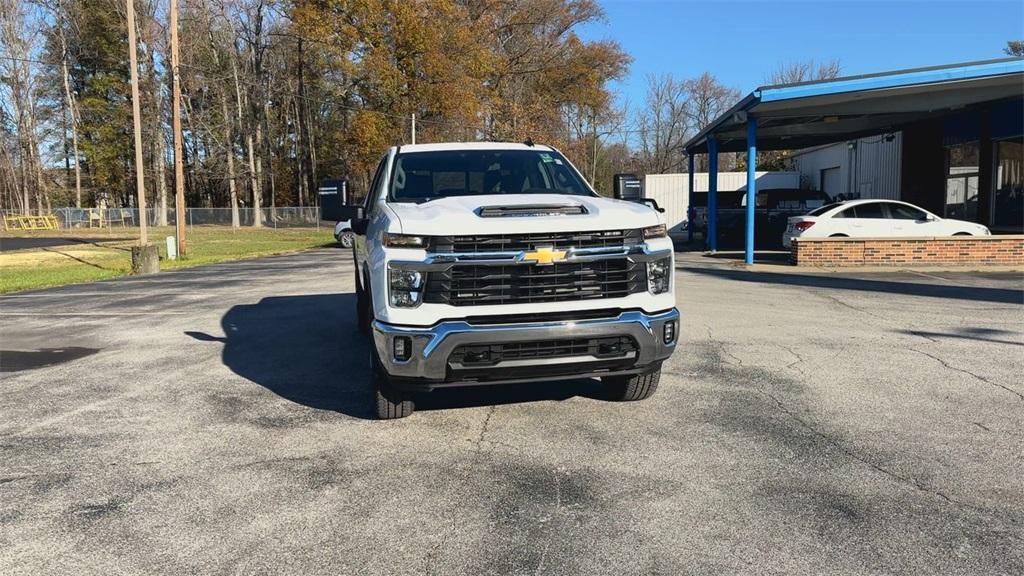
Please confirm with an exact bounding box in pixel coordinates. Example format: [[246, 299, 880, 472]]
[[393, 336, 411, 361], [390, 290, 421, 308], [663, 321, 676, 344]]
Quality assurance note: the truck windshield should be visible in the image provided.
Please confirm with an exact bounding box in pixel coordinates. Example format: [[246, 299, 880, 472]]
[[389, 149, 594, 202]]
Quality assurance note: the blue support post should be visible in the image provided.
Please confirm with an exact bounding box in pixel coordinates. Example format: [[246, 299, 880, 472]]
[[745, 118, 757, 265], [687, 151, 695, 244], [707, 137, 718, 252]]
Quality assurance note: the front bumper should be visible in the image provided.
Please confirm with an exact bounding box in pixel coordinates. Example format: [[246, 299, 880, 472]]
[[372, 308, 679, 389]]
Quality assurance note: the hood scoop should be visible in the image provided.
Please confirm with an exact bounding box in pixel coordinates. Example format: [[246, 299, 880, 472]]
[[476, 203, 589, 218]]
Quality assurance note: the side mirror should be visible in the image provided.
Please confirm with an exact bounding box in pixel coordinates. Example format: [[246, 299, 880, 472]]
[[641, 198, 665, 213], [351, 211, 369, 235]]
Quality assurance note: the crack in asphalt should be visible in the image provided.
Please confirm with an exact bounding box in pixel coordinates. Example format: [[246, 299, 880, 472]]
[[714, 349, 1004, 520], [705, 324, 743, 368], [814, 290, 888, 321], [909, 348, 1024, 401], [473, 405, 497, 454], [779, 344, 807, 376], [423, 404, 499, 575], [533, 468, 562, 576]]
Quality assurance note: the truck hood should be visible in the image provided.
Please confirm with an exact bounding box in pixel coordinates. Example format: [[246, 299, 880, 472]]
[[387, 194, 662, 236]]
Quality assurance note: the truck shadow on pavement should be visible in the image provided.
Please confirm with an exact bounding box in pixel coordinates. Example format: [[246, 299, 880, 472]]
[[186, 293, 604, 420]]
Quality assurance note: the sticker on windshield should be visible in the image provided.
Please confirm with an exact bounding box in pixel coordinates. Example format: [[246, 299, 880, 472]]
[[553, 158, 563, 165], [540, 153, 553, 163]]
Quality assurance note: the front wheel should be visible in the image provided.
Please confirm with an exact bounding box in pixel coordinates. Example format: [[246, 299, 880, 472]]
[[602, 369, 661, 401], [338, 230, 355, 248], [372, 351, 414, 419]]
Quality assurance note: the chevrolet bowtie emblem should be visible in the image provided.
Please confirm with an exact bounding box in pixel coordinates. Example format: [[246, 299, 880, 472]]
[[523, 247, 567, 265]]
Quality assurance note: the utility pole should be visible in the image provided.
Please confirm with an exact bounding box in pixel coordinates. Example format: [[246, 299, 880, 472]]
[[126, 0, 147, 245], [170, 0, 187, 255], [411, 113, 416, 145]]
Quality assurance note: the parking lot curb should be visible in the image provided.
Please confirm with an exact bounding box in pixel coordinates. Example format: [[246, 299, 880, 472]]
[[731, 262, 1024, 274]]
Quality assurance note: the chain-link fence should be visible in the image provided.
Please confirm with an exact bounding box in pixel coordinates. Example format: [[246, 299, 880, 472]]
[[2, 207, 323, 230]]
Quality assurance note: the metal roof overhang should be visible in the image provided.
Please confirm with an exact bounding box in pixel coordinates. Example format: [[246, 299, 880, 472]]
[[683, 58, 1024, 154]]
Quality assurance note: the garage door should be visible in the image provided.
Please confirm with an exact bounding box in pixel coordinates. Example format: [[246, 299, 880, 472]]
[[821, 167, 841, 198]]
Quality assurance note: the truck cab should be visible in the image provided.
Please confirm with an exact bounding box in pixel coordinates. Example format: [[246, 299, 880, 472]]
[[343, 142, 679, 418]]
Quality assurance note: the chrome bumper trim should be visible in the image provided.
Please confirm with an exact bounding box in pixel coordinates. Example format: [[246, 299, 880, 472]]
[[452, 352, 638, 369], [389, 245, 671, 271], [371, 308, 679, 381]]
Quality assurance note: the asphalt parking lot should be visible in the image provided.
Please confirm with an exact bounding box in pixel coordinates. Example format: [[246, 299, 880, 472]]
[[1, 248, 1022, 575]]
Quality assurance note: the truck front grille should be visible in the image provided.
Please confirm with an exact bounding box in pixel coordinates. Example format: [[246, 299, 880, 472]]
[[422, 259, 646, 306], [431, 229, 642, 253]]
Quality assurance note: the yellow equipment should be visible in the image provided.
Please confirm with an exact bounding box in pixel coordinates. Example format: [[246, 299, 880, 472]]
[[3, 215, 60, 230]]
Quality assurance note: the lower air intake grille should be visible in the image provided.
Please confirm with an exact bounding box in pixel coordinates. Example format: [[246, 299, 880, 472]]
[[449, 336, 638, 367]]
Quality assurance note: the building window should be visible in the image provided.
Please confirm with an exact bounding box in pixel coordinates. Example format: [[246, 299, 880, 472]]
[[992, 138, 1023, 231], [944, 141, 980, 221]]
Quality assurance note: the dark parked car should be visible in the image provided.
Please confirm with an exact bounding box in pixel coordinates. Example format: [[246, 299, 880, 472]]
[[691, 188, 831, 248]]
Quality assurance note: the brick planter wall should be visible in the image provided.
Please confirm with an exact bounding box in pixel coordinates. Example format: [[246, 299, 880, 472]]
[[790, 236, 1024, 267]]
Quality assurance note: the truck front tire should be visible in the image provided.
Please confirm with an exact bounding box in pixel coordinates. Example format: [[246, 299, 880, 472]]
[[373, 351, 415, 419], [602, 369, 661, 401]]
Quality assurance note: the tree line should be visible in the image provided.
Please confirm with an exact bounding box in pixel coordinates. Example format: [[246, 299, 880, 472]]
[[1, 0, 864, 223], [2, 0, 636, 222]]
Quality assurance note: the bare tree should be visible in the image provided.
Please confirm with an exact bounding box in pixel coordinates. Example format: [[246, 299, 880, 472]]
[[767, 59, 842, 85], [681, 72, 741, 172], [683, 72, 741, 133], [634, 74, 688, 175], [0, 0, 49, 214], [43, 0, 84, 208], [1005, 40, 1024, 57]]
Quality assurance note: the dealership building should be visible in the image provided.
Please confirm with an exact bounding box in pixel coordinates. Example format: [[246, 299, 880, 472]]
[[680, 57, 1024, 262]]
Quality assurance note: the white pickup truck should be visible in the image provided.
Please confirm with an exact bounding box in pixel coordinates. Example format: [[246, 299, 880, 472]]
[[340, 142, 679, 418]]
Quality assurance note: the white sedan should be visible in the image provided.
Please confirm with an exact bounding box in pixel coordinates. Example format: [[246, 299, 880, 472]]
[[783, 199, 991, 248], [333, 219, 354, 248]]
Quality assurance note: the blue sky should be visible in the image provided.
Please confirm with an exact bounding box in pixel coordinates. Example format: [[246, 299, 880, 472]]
[[579, 0, 1024, 107]]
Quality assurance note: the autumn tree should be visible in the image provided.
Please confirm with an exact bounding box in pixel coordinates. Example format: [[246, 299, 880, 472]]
[[4, 0, 629, 216]]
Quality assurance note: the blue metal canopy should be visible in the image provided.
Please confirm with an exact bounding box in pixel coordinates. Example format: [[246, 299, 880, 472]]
[[681, 57, 1024, 264], [684, 57, 1024, 154]]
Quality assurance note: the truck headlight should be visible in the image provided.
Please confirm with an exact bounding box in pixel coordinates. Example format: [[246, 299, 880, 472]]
[[384, 233, 427, 248], [389, 268, 424, 307], [647, 257, 670, 294], [643, 224, 667, 239]]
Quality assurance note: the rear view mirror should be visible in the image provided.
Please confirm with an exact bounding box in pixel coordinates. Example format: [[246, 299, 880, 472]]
[[351, 211, 369, 235], [319, 179, 357, 222]]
